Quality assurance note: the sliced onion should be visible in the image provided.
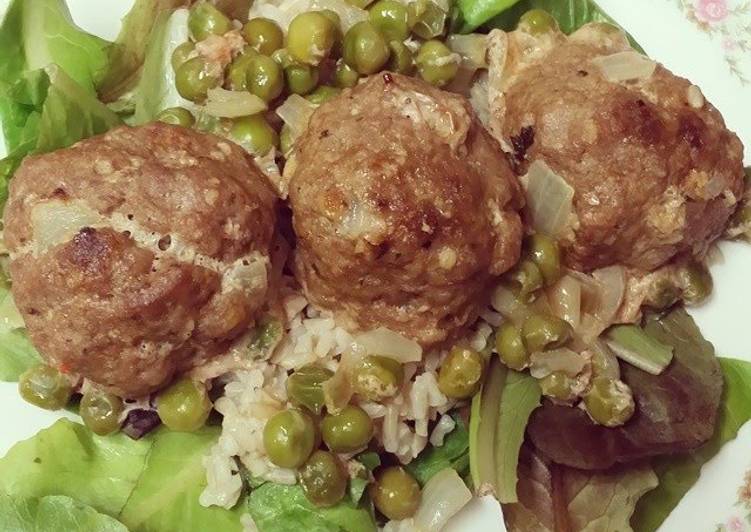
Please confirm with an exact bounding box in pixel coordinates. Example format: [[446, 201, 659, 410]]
[[547, 275, 581, 329], [529, 348, 586, 379], [591, 266, 626, 323], [447, 34, 488, 69], [275, 94, 317, 140], [354, 327, 422, 363], [414, 468, 473, 531], [30, 199, 104, 253], [205, 88, 267, 118], [523, 160, 575, 237], [491, 285, 529, 324], [592, 51, 657, 83]]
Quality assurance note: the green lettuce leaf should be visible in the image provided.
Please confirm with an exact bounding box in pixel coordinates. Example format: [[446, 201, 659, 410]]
[[132, 7, 194, 124], [247, 483, 377, 532], [406, 416, 470, 486], [119, 428, 246, 532], [0, 328, 41, 381], [97, 0, 188, 103], [0, 493, 128, 532], [0, 419, 152, 517], [631, 357, 751, 532], [482, 0, 614, 33]]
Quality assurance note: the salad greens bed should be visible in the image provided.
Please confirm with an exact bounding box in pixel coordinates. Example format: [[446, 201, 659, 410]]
[[1, 0, 750, 531]]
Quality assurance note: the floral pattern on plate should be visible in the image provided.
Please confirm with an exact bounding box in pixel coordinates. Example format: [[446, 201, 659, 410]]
[[672, 0, 751, 84], [716, 470, 751, 531]]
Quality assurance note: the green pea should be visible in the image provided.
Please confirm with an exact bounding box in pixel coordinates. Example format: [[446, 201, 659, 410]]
[[343, 21, 390, 75], [319, 9, 342, 29], [246, 54, 284, 102], [522, 313, 572, 352], [387, 40, 414, 74], [369, 0, 409, 42], [242, 17, 284, 56], [437, 345, 484, 399], [230, 114, 278, 156], [583, 377, 635, 427], [156, 377, 212, 432], [679, 261, 713, 305], [287, 364, 334, 415], [175, 56, 222, 102], [287, 12, 336, 66], [334, 60, 360, 88], [495, 322, 529, 371], [408, 0, 446, 40], [539, 371, 576, 403], [507, 259, 544, 301], [321, 405, 374, 453], [644, 277, 681, 310], [188, 2, 232, 42], [415, 40, 458, 87], [285, 64, 320, 95], [352, 355, 404, 401], [226, 51, 257, 91], [306, 85, 341, 105], [18, 365, 72, 411], [156, 107, 195, 128], [271, 48, 294, 68], [280, 123, 295, 156], [80, 390, 124, 435], [526, 233, 561, 286], [264, 409, 317, 468], [299, 450, 348, 507], [171, 42, 195, 71], [518, 8, 558, 35], [370, 466, 421, 521]]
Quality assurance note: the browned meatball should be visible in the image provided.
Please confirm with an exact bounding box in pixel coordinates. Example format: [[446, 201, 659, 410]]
[[487, 24, 745, 272], [287, 73, 524, 347], [4, 123, 277, 397]]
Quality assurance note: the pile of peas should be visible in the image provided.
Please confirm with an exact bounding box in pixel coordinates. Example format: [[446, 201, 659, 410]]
[[18, 366, 213, 436], [264, 356, 427, 518], [159, 0, 462, 158]]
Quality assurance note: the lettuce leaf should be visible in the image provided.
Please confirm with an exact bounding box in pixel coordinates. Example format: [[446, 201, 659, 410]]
[[0, 493, 128, 532], [119, 428, 246, 532], [0, 328, 41, 381], [0, 419, 151, 517], [528, 309, 723, 470], [482, 0, 614, 33], [247, 483, 377, 532], [503, 447, 658, 532], [406, 416, 470, 486], [97, 0, 188, 103], [631, 358, 751, 532], [132, 7, 194, 124]]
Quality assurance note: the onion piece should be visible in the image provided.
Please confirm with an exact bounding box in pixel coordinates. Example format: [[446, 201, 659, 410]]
[[591, 266, 626, 323], [413, 468, 473, 531], [30, 199, 104, 253], [606, 324, 674, 375], [447, 34, 488, 69], [547, 275, 581, 329], [523, 160, 575, 237], [490, 285, 529, 325], [529, 348, 587, 379], [205, 88, 267, 118], [354, 327, 422, 363], [275, 94, 317, 140], [592, 51, 657, 83]]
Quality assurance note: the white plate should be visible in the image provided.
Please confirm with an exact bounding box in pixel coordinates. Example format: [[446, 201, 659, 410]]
[[0, 1, 750, 530]]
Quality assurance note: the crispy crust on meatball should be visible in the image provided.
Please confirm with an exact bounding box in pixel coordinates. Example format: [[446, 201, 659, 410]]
[[487, 24, 745, 272], [4, 123, 277, 397], [287, 73, 524, 347]]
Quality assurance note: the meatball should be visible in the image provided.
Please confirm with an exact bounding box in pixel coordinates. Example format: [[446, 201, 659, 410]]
[[486, 24, 745, 272], [287, 73, 524, 347], [4, 123, 277, 397]]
